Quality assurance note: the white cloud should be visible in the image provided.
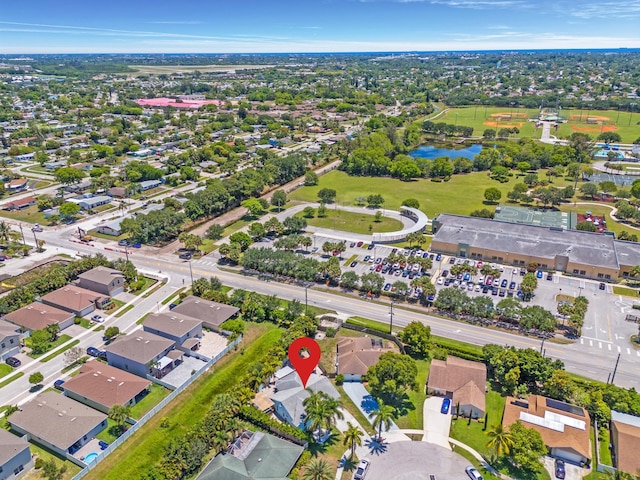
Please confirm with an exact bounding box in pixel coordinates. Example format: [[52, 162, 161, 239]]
[[428, 0, 528, 8], [557, 1, 640, 18]]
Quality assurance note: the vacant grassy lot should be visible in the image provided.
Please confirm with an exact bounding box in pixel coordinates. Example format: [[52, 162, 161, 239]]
[[86, 323, 281, 480], [300, 209, 404, 235], [0, 205, 47, 224]]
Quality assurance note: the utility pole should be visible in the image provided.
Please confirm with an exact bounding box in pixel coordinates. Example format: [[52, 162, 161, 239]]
[[19, 224, 25, 245], [305, 284, 309, 316], [540, 337, 546, 355], [32, 230, 39, 251], [389, 300, 394, 334], [610, 353, 621, 384], [188, 259, 194, 285]]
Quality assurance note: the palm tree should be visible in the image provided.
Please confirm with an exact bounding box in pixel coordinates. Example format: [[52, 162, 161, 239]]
[[212, 430, 230, 453], [302, 458, 333, 480], [342, 422, 364, 459], [372, 401, 395, 441], [605, 470, 637, 480], [0, 221, 9, 243], [303, 390, 344, 435], [108, 404, 131, 433], [485, 424, 514, 458]]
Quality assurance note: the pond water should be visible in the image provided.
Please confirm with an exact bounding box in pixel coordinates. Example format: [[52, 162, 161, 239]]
[[409, 143, 483, 160]]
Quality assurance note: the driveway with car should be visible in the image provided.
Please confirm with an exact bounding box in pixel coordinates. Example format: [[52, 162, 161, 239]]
[[422, 396, 453, 449]]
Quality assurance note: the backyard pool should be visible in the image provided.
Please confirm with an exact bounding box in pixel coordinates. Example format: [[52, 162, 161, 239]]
[[84, 452, 98, 464]]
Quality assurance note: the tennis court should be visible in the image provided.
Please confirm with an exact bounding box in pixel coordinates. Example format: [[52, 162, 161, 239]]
[[494, 205, 576, 229]]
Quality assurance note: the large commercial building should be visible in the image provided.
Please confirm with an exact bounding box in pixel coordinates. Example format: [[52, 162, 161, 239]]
[[431, 214, 640, 281]]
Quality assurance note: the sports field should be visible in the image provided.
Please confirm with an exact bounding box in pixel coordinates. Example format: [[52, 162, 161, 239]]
[[494, 205, 577, 229], [438, 106, 640, 143]]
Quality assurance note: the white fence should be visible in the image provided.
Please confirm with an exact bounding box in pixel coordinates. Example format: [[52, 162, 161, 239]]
[[71, 335, 242, 480]]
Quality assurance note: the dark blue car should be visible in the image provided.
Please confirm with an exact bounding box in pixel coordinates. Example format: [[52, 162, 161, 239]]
[[441, 397, 451, 414]]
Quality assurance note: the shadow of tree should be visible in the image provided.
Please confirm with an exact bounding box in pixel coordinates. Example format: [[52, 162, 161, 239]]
[[338, 455, 358, 471], [364, 437, 389, 456], [307, 431, 339, 457]]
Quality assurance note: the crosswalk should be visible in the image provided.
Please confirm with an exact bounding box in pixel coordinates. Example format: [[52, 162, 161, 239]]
[[195, 259, 218, 268], [580, 337, 640, 357]]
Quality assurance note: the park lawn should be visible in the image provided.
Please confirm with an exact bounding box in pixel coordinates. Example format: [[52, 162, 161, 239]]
[[553, 107, 640, 144], [299, 209, 404, 235], [26, 334, 72, 359], [290, 170, 525, 220], [0, 205, 47, 224], [129, 384, 171, 419], [433, 106, 542, 139], [395, 358, 430, 430], [0, 363, 12, 379], [86, 323, 281, 480]]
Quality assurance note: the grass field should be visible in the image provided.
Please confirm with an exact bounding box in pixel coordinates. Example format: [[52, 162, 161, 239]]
[[86, 323, 281, 480], [440, 106, 640, 143], [0, 205, 47, 224], [300, 209, 404, 235], [0, 363, 12, 379]]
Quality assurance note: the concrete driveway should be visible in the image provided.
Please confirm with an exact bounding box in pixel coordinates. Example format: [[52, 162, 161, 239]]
[[342, 382, 398, 432], [422, 396, 452, 449], [365, 441, 469, 480], [542, 456, 590, 480]]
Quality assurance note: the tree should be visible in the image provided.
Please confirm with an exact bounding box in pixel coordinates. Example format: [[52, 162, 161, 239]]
[[507, 421, 548, 473], [317, 188, 337, 203], [241, 198, 266, 217], [271, 189, 287, 211], [229, 232, 253, 251], [205, 224, 224, 240], [406, 231, 426, 247], [390, 156, 421, 180], [576, 221, 597, 232], [302, 389, 343, 435], [343, 422, 364, 458], [520, 273, 538, 300], [402, 198, 420, 209], [59, 202, 80, 218], [29, 371, 44, 387], [367, 352, 418, 405], [372, 401, 396, 441], [398, 321, 431, 358], [41, 459, 67, 480], [484, 187, 502, 204], [248, 222, 267, 240], [599, 181, 618, 194], [283, 216, 307, 234], [486, 423, 514, 458], [219, 242, 241, 263], [317, 202, 328, 218], [304, 170, 319, 186], [54, 167, 85, 185], [303, 206, 315, 218], [579, 182, 598, 199], [302, 458, 333, 480], [340, 271, 359, 290], [360, 272, 385, 295], [516, 161, 531, 174], [104, 326, 120, 341], [63, 346, 84, 366], [264, 217, 284, 236], [108, 404, 132, 433]]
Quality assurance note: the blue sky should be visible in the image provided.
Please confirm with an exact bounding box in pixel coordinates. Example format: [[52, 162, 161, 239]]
[[1, 0, 640, 53]]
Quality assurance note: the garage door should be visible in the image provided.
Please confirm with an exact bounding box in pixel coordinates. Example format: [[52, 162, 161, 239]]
[[551, 447, 583, 464]]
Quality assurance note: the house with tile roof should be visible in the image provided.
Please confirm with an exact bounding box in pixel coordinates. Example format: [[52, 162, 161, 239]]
[[0, 428, 32, 480], [427, 356, 487, 418], [8, 392, 107, 458], [502, 395, 591, 465], [62, 361, 152, 414], [611, 410, 640, 475]]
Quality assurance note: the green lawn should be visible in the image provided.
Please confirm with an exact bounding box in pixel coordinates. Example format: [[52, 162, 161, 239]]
[[85, 323, 281, 480], [28, 442, 82, 480], [613, 285, 639, 297], [396, 358, 430, 430], [114, 304, 134, 318], [598, 427, 613, 466], [299, 209, 404, 235], [26, 334, 72, 359], [130, 277, 157, 296], [432, 106, 542, 139], [553, 107, 640, 144], [450, 390, 505, 458], [0, 363, 12, 379], [40, 339, 80, 363], [96, 418, 122, 444], [129, 384, 171, 419], [0, 205, 48, 224]]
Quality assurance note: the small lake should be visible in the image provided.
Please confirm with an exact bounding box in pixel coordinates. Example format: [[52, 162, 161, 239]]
[[409, 143, 483, 160]]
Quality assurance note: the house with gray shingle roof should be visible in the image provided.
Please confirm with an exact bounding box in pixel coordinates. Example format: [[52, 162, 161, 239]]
[[8, 392, 107, 458], [0, 428, 32, 480], [104, 330, 178, 379], [0, 319, 20, 361]]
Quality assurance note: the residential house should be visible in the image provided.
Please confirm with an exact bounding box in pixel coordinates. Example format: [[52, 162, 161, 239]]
[[427, 356, 487, 418], [195, 430, 303, 480], [5, 179, 28, 191], [611, 410, 640, 475], [142, 312, 202, 352], [138, 179, 162, 191], [0, 429, 32, 480], [96, 218, 124, 236], [2, 197, 36, 211], [336, 337, 395, 381], [44, 161, 66, 170], [8, 392, 107, 457], [171, 296, 239, 331], [69, 195, 112, 210], [0, 319, 20, 361], [41, 285, 109, 317], [62, 361, 152, 414], [77, 266, 125, 296], [3, 302, 75, 333], [502, 395, 591, 465], [104, 330, 178, 379], [107, 187, 126, 198], [270, 369, 340, 428]]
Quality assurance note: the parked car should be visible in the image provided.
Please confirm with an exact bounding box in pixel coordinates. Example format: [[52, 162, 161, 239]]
[[465, 466, 484, 480], [463, 272, 471, 281], [500, 279, 508, 288], [179, 252, 192, 260], [509, 281, 516, 290], [367, 244, 374, 250], [131, 242, 141, 248], [54, 379, 65, 391], [436, 253, 442, 261], [350, 261, 357, 268], [118, 240, 129, 246], [441, 397, 451, 414], [5, 357, 21, 367], [383, 283, 391, 291], [350, 242, 356, 248], [353, 459, 370, 480], [356, 241, 364, 247], [442, 270, 449, 277], [536, 270, 543, 278], [91, 315, 103, 323], [87, 347, 101, 357], [32, 224, 43, 232], [364, 255, 370, 262], [546, 272, 553, 281], [554, 459, 565, 479], [599, 282, 606, 290]]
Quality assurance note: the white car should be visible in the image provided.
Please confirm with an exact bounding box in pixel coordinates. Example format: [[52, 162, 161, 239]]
[[437, 277, 444, 285], [353, 459, 370, 480], [91, 315, 104, 323]]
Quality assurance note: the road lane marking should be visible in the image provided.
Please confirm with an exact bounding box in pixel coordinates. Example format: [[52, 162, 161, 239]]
[[599, 342, 602, 349], [628, 348, 631, 355], [608, 344, 612, 351], [589, 340, 593, 346], [618, 346, 622, 353]]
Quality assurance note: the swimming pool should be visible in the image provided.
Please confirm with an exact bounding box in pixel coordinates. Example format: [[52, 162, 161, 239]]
[[84, 452, 98, 463]]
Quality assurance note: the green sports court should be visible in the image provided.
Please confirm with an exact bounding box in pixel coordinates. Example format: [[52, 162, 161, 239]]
[[494, 205, 577, 229]]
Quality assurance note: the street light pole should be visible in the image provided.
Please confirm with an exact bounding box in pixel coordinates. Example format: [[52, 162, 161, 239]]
[[389, 300, 394, 334], [610, 353, 621, 384], [19, 224, 25, 245], [188, 259, 194, 285], [305, 284, 309, 316]]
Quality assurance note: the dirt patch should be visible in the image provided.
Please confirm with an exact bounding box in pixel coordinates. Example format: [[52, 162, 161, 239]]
[[482, 121, 525, 128], [569, 114, 611, 122], [489, 112, 528, 119]]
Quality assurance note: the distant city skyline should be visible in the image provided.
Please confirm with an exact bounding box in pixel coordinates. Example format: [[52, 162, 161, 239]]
[[2, 0, 640, 53]]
